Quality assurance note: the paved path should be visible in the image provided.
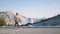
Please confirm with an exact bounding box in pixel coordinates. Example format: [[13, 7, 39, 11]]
[[0, 26, 60, 34]]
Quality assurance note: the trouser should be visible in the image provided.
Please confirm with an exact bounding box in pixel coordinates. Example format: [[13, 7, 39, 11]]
[[14, 21, 19, 27]]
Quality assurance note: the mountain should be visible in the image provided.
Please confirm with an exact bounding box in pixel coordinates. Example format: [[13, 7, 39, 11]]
[[44, 14, 60, 26], [32, 14, 60, 26], [0, 11, 15, 25], [0, 11, 27, 25]]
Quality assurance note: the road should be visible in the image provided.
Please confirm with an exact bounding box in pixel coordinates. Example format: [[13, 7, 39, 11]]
[[0, 26, 60, 34]]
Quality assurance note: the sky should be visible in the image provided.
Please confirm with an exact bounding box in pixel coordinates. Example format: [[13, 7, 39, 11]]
[[0, 0, 60, 18]]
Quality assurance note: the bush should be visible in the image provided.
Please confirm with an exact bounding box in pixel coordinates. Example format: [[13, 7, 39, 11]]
[[0, 18, 6, 26]]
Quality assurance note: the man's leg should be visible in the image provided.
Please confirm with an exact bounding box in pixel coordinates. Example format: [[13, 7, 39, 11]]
[[16, 22, 19, 28], [14, 22, 17, 27]]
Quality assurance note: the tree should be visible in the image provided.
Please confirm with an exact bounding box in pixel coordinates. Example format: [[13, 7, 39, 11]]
[[0, 17, 6, 26]]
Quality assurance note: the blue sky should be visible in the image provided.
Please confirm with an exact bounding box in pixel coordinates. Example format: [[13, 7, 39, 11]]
[[0, 0, 60, 18]]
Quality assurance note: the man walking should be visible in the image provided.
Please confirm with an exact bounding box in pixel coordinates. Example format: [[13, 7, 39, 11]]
[[14, 13, 20, 28]]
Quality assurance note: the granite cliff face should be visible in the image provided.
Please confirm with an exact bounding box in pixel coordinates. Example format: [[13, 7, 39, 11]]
[[0, 11, 15, 25]]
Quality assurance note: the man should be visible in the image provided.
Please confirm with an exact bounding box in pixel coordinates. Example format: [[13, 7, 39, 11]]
[[14, 13, 20, 28]]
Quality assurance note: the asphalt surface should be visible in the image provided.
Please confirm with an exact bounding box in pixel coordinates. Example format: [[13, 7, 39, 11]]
[[0, 26, 60, 34]]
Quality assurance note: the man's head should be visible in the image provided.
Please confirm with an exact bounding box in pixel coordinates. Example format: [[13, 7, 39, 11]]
[[16, 13, 18, 15]]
